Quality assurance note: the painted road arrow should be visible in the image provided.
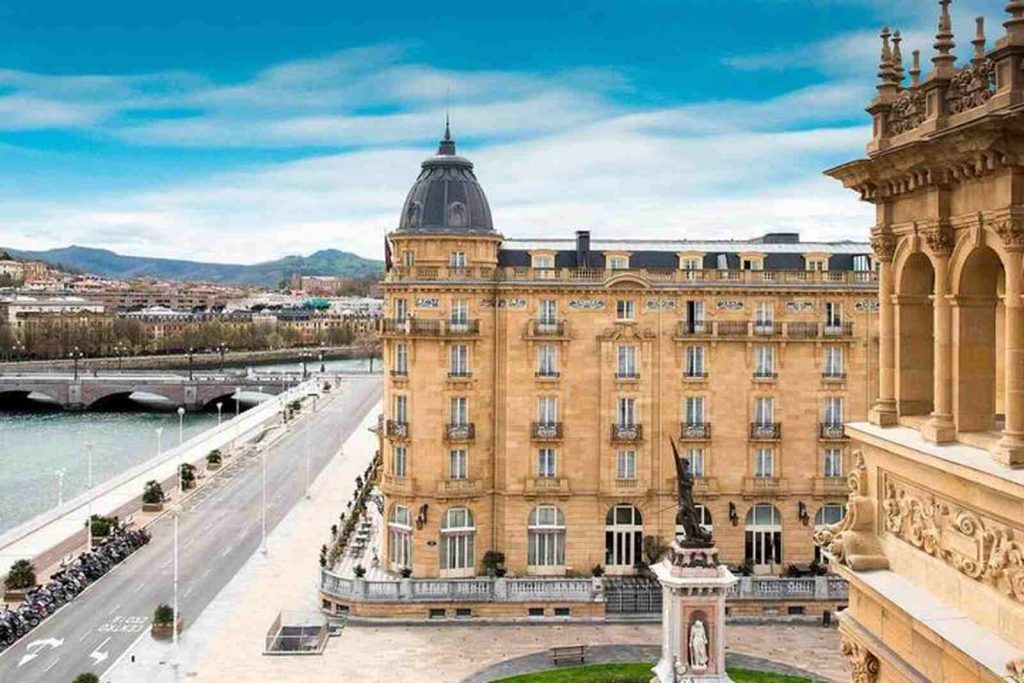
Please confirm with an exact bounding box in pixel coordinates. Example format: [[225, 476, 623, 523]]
[[17, 637, 64, 667], [89, 636, 111, 666]]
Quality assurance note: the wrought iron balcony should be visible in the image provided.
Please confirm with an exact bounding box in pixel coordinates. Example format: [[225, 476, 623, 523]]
[[749, 422, 782, 440], [380, 318, 480, 337], [385, 420, 409, 439], [819, 422, 847, 440], [615, 371, 640, 381], [535, 370, 560, 379], [787, 322, 820, 339], [447, 371, 473, 380], [715, 321, 749, 337], [751, 321, 782, 336], [390, 369, 408, 378], [611, 423, 643, 443], [676, 321, 710, 336], [528, 319, 568, 337], [683, 370, 708, 380], [821, 371, 846, 380], [531, 422, 563, 440], [444, 423, 476, 442], [752, 371, 777, 380], [679, 422, 711, 440], [823, 321, 854, 337]]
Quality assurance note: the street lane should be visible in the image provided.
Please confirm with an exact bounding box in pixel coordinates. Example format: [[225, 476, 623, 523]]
[[0, 376, 381, 683]]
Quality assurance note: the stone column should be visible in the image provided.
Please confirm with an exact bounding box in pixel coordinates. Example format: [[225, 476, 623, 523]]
[[997, 254, 1024, 467], [870, 257, 897, 426], [922, 254, 956, 443]]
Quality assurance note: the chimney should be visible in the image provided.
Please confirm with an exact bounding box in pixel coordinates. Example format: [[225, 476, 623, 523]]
[[575, 230, 590, 267]]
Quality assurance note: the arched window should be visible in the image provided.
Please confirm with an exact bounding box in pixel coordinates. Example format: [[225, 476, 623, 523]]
[[440, 507, 475, 576], [527, 505, 565, 570], [676, 504, 713, 541], [813, 504, 846, 564], [744, 504, 782, 567], [388, 505, 412, 571], [604, 504, 643, 569]]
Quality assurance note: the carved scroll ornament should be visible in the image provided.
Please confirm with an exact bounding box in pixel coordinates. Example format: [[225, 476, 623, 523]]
[[883, 475, 1024, 606], [812, 452, 889, 571], [869, 231, 896, 262], [946, 59, 996, 115], [993, 218, 1024, 251], [840, 636, 880, 683], [922, 224, 955, 256], [888, 88, 926, 136]]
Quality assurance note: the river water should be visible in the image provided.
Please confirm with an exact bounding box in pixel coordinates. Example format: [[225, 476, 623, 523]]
[[0, 358, 379, 534]]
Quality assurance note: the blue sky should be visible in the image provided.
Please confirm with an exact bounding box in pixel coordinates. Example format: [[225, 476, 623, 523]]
[[0, 0, 1006, 262]]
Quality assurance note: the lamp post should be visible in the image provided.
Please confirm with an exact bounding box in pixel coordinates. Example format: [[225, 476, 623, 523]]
[[114, 343, 126, 371], [54, 468, 66, 507], [187, 347, 195, 381], [260, 448, 267, 555], [234, 387, 241, 418], [304, 419, 310, 499], [10, 341, 24, 362], [318, 347, 325, 373], [216, 401, 223, 426], [85, 441, 94, 552], [301, 353, 309, 380], [69, 346, 83, 381], [156, 427, 164, 457], [171, 503, 180, 649], [177, 406, 185, 447]]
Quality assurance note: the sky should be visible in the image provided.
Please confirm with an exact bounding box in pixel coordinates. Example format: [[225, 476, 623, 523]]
[[0, 0, 1007, 263]]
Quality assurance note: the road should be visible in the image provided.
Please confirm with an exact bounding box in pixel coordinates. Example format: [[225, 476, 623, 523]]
[[0, 376, 381, 683]]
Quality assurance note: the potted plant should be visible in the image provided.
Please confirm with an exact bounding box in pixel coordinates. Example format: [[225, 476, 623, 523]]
[[591, 564, 605, 578], [482, 550, 506, 578], [142, 480, 164, 512], [73, 674, 100, 683], [3, 559, 36, 601], [206, 449, 223, 470], [353, 564, 366, 578], [90, 514, 116, 539], [322, 382, 331, 392], [179, 463, 197, 490], [150, 603, 180, 639], [399, 567, 412, 578]]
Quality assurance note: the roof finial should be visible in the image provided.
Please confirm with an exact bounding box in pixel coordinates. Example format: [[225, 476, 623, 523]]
[[892, 30, 905, 85], [1006, 1, 1024, 44], [878, 26, 894, 88], [972, 16, 987, 64], [910, 49, 922, 86], [933, 0, 957, 74], [438, 95, 456, 156]]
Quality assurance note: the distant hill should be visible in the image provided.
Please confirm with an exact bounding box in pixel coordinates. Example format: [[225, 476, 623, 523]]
[[3, 245, 383, 287]]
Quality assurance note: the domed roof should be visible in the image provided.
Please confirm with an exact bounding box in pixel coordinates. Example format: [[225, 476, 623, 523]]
[[396, 122, 495, 235]]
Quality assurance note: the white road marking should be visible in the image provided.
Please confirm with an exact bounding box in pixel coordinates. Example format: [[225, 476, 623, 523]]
[[79, 631, 91, 642], [89, 636, 111, 666], [107, 603, 121, 616], [43, 659, 59, 673], [184, 584, 195, 598], [133, 582, 144, 593], [220, 544, 235, 557]]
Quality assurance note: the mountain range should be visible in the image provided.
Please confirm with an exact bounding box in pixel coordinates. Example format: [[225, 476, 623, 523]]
[[3, 245, 383, 288]]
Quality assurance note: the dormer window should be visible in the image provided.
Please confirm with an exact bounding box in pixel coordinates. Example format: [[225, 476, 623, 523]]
[[807, 259, 826, 272], [532, 253, 555, 279], [680, 258, 700, 271], [742, 258, 763, 271], [608, 255, 629, 270], [852, 255, 871, 272]]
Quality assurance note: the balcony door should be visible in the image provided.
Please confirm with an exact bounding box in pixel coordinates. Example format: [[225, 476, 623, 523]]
[[604, 504, 644, 572], [744, 504, 782, 569]]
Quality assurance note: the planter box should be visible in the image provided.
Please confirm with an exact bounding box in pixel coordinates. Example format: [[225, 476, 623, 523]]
[[206, 462, 222, 470], [142, 502, 164, 513], [3, 588, 29, 603], [150, 615, 183, 640]]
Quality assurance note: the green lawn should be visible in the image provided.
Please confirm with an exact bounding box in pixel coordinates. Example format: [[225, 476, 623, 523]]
[[491, 663, 813, 683]]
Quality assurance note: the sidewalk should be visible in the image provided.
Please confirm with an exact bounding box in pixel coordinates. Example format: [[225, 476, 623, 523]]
[[105, 397, 382, 683], [0, 380, 316, 578]]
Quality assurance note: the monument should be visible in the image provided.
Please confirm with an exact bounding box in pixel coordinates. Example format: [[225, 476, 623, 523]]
[[651, 438, 737, 683]]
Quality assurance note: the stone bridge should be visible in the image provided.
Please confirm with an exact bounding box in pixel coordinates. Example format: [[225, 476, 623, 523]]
[[0, 372, 303, 411]]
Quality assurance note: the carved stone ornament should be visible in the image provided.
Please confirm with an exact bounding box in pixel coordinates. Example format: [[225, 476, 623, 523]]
[[1008, 657, 1024, 683], [888, 87, 926, 136], [993, 218, 1024, 250], [598, 324, 656, 342], [869, 231, 896, 262], [569, 299, 605, 310], [812, 451, 890, 571], [855, 299, 880, 313], [946, 59, 996, 114], [840, 636, 880, 683], [716, 300, 743, 311], [882, 474, 1024, 605], [922, 224, 955, 256]]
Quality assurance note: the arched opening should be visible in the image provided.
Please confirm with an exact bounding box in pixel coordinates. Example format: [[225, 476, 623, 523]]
[[604, 504, 643, 571], [813, 504, 846, 564], [439, 507, 475, 578], [87, 391, 179, 412], [744, 503, 782, 569], [527, 505, 565, 575], [387, 504, 412, 572], [0, 390, 61, 411], [896, 252, 935, 416], [202, 392, 252, 416], [955, 246, 1006, 432]]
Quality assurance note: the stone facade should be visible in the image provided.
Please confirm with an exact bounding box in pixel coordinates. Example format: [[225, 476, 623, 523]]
[[819, 4, 1024, 682], [379, 130, 878, 581]]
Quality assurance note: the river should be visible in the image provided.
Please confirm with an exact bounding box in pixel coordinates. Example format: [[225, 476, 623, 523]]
[[0, 358, 380, 535]]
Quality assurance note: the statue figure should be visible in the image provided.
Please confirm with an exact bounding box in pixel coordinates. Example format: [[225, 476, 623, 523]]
[[689, 619, 709, 670], [671, 437, 714, 547]]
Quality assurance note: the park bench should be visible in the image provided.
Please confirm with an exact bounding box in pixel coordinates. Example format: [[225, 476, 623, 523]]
[[550, 645, 587, 665]]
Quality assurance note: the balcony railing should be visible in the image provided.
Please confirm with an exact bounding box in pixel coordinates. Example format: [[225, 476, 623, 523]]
[[444, 423, 476, 442], [531, 422, 563, 440], [524, 477, 570, 495], [611, 424, 643, 443], [679, 422, 712, 440], [812, 476, 849, 496], [823, 322, 854, 337], [674, 320, 857, 340], [716, 321, 749, 337], [751, 321, 782, 336], [683, 370, 708, 380], [385, 420, 409, 439], [381, 473, 413, 494], [749, 422, 782, 440], [390, 369, 408, 378], [535, 370, 560, 379], [380, 318, 480, 336], [819, 423, 847, 440], [787, 322, 819, 339], [821, 371, 846, 380], [752, 371, 777, 380], [743, 476, 788, 496], [436, 478, 484, 497], [528, 319, 568, 337], [615, 371, 640, 380], [447, 371, 473, 380], [677, 321, 711, 336]]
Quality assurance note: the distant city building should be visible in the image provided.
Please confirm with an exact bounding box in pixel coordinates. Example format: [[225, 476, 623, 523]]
[[0, 295, 105, 325]]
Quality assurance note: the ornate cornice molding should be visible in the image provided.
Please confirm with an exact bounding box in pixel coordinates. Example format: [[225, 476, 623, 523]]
[[882, 473, 1024, 606], [812, 451, 889, 571], [840, 635, 880, 683]]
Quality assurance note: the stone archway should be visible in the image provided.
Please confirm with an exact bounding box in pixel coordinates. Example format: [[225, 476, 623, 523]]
[[895, 251, 935, 416]]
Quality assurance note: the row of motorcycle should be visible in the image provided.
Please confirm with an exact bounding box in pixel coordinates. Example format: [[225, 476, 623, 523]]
[[0, 524, 150, 651]]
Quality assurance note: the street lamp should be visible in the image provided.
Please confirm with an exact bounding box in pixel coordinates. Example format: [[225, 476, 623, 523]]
[[69, 346, 84, 381], [114, 343, 126, 371], [156, 427, 164, 457], [177, 406, 185, 447], [318, 347, 325, 373], [304, 419, 310, 499], [260, 448, 267, 555], [216, 401, 223, 426], [54, 468, 66, 507], [187, 347, 195, 381], [10, 341, 24, 363], [234, 387, 241, 418], [170, 503, 180, 649], [85, 441, 94, 552]]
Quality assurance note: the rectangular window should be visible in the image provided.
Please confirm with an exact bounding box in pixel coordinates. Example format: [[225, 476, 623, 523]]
[[393, 446, 407, 477], [533, 254, 554, 270], [538, 299, 557, 324], [450, 344, 469, 376], [688, 448, 705, 477], [853, 255, 870, 272], [450, 396, 468, 426], [684, 396, 704, 424], [394, 298, 408, 320], [450, 299, 469, 326], [755, 448, 774, 477], [616, 397, 636, 427], [754, 397, 774, 424], [394, 395, 408, 423], [395, 343, 408, 375], [754, 346, 774, 376], [608, 255, 629, 270], [680, 257, 700, 271], [616, 299, 635, 321], [616, 450, 636, 479], [824, 397, 844, 425], [715, 254, 728, 270], [449, 449, 468, 479], [686, 300, 705, 332], [824, 346, 844, 376], [754, 301, 773, 326], [537, 396, 558, 424], [685, 346, 705, 376], [824, 448, 843, 478], [807, 259, 825, 272], [537, 344, 558, 376], [825, 302, 842, 327], [449, 251, 467, 268], [402, 251, 415, 268], [538, 448, 557, 478], [617, 345, 638, 378]]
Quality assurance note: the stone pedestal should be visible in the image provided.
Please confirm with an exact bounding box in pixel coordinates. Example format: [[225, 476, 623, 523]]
[[650, 542, 736, 683]]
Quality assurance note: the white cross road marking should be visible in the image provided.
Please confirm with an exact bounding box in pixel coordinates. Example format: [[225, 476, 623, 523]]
[[89, 636, 111, 666], [17, 638, 64, 668]]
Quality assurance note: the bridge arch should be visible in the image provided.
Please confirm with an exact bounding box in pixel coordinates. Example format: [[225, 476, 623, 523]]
[[86, 389, 182, 412], [0, 389, 62, 410]]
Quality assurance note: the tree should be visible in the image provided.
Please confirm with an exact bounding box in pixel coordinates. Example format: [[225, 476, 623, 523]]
[[153, 603, 174, 624], [179, 463, 196, 489], [4, 559, 36, 590], [142, 480, 164, 504]]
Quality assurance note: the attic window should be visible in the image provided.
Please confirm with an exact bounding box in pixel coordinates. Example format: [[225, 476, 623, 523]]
[[807, 259, 826, 272], [716, 254, 729, 270], [608, 255, 629, 270]]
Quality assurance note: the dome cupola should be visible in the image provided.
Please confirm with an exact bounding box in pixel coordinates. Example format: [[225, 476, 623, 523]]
[[397, 121, 494, 234]]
